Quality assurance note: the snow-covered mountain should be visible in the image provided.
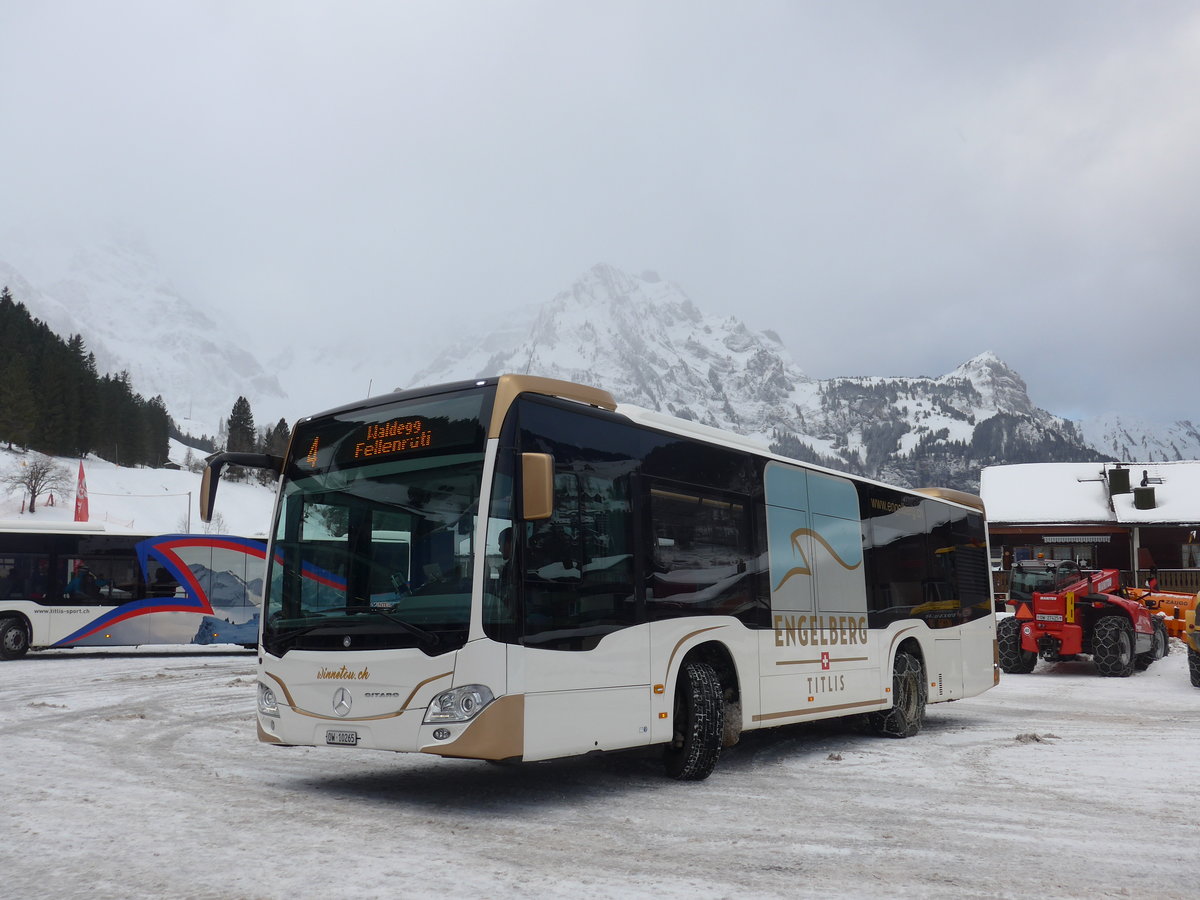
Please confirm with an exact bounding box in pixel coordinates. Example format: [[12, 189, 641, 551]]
[[0, 240, 286, 438], [4, 242, 1196, 488], [410, 264, 812, 437], [408, 263, 1126, 490], [1078, 414, 1200, 463]]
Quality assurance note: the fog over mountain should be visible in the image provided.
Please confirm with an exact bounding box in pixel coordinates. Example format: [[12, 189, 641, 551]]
[[2, 245, 1196, 491], [0, 239, 286, 440], [408, 263, 1178, 490]]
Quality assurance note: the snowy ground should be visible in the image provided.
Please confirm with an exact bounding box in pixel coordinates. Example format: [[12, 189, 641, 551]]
[[2, 641, 1197, 900]]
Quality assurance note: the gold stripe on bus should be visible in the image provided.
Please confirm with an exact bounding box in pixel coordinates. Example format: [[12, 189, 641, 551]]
[[753, 698, 885, 722], [662, 625, 726, 683], [257, 720, 286, 744], [422, 694, 525, 760], [266, 669, 454, 722], [488, 374, 617, 438], [775, 656, 869, 666]]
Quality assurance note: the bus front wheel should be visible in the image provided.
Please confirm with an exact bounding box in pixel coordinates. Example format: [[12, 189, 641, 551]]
[[867, 651, 926, 738], [663, 660, 724, 781], [0, 618, 30, 660]]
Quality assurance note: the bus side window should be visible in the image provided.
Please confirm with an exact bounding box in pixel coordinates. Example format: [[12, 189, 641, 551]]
[[522, 471, 636, 650], [645, 483, 756, 624]]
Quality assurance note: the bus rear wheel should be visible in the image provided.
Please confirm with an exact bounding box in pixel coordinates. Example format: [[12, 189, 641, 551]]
[[868, 651, 926, 738], [663, 661, 724, 781], [0, 618, 30, 660]]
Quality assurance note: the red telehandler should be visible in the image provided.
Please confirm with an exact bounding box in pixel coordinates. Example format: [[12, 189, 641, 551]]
[[998, 559, 1168, 677]]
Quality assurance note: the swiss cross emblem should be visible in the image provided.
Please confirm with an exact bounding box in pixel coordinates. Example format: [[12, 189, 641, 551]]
[[821, 652, 830, 670]]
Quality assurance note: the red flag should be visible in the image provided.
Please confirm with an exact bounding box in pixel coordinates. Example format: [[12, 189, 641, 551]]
[[74, 461, 89, 522]]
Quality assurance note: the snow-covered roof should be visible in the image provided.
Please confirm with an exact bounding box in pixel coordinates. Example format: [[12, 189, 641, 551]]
[[981, 460, 1200, 526]]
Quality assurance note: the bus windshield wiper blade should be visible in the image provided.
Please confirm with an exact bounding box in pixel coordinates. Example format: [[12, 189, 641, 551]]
[[363, 608, 441, 651]]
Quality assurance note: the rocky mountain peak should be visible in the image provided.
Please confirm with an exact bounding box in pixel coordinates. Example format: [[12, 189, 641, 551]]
[[944, 351, 1034, 416]]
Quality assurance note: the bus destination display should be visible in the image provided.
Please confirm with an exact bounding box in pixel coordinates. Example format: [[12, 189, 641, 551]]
[[354, 417, 432, 460]]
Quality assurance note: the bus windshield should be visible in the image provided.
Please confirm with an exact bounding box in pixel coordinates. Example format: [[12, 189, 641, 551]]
[[262, 390, 489, 657]]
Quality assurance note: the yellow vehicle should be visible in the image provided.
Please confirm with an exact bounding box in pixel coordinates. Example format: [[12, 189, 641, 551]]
[[1123, 587, 1199, 641], [1185, 607, 1199, 688]]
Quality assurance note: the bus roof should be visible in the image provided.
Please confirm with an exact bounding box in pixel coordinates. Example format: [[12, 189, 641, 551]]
[[0, 520, 112, 534], [291, 373, 985, 516]]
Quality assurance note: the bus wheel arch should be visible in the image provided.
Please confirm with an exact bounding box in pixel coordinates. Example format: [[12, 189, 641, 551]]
[[867, 641, 927, 738], [0, 616, 31, 660]]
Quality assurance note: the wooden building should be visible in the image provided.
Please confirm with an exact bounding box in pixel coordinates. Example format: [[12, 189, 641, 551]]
[[980, 461, 1200, 594]]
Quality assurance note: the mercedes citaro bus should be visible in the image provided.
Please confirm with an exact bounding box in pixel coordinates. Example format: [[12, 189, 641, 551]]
[[202, 375, 998, 780]]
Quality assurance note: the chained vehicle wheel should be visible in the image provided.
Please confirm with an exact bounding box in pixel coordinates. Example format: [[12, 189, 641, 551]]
[[867, 650, 926, 738], [1093, 615, 1135, 677], [997, 616, 1036, 674]]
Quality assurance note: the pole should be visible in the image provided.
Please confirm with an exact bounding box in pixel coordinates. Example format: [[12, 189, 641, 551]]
[[1132, 525, 1141, 586], [187, 491, 192, 533]]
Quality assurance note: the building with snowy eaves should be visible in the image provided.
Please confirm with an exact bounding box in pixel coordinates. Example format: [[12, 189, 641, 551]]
[[980, 461, 1200, 594]]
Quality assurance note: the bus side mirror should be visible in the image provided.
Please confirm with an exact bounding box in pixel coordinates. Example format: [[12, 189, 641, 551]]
[[521, 453, 554, 521], [199, 452, 284, 524], [199, 463, 220, 524]]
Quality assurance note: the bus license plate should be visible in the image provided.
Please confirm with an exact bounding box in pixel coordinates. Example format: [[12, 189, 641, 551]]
[[326, 730, 358, 746]]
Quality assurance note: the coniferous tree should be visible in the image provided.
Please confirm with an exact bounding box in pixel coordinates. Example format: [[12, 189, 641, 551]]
[[144, 396, 172, 467], [0, 285, 181, 467], [256, 417, 291, 484], [66, 334, 99, 455], [227, 397, 256, 453], [0, 357, 36, 450]]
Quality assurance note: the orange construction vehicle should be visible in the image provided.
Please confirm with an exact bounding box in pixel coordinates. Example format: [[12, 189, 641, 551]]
[[1185, 607, 1199, 688], [1121, 586, 1198, 640], [998, 559, 1169, 677]]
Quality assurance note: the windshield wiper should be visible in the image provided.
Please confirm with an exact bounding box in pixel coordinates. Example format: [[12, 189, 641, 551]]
[[353, 607, 441, 651], [266, 608, 439, 653], [267, 617, 344, 651]]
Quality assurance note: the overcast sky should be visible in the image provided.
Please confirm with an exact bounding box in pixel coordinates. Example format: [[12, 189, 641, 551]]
[[2, 1, 1198, 422]]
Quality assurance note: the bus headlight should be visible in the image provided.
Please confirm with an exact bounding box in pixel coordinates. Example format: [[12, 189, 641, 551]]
[[258, 681, 280, 717], [424, 684, 494, 723]]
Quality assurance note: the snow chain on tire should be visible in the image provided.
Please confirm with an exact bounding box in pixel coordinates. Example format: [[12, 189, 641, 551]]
[[663, 660, 724, 781], [1092, 615, 1135, 677], [996, 616, 1036, 674], [867, 650, 926, 738], [1188, 647, 1200, 689]]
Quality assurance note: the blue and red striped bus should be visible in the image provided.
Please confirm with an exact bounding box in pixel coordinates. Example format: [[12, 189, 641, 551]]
[[0, 524, 267, 659]]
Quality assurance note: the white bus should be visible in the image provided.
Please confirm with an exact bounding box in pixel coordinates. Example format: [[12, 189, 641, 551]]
[[0, 524, 266, 659], [203, 375, 998, 779]]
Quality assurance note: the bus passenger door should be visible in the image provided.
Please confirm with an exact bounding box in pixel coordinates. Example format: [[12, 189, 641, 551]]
[[761, 465, 872, 718], [506, 471, 650, 761]]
